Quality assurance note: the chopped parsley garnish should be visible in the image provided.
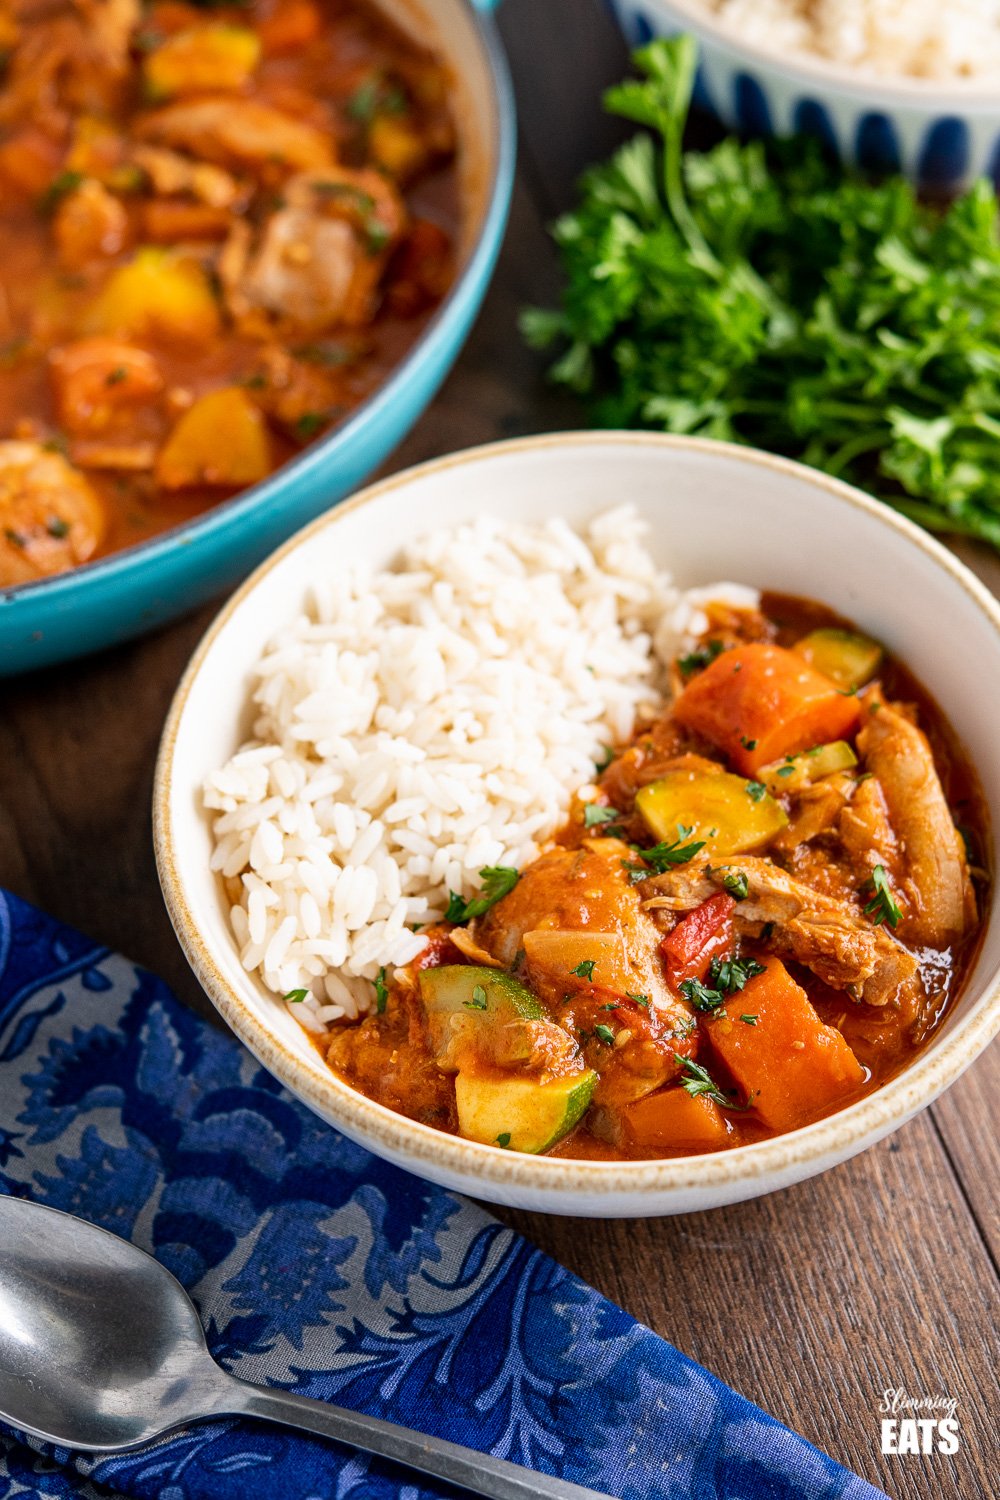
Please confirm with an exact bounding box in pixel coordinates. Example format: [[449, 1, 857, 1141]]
[[594, 744, 615, 774], [445, 866, 520, 925], [863, 863, 902, 928], [46, 516, 70, 539], [571, 959, 597, 980], [746, 781, 767, 802], [40, 169, 83, 212], [374, 967, 389, 1014], [522, 33, 1000, 557], [4, 527, 25, 548], [674, 1054, 751, 1110], [295, 411, 327, 440], [677, 638, 724, 678], [740, 1014, 759, 1026], [720, 869, 749, 901], [627, 824, 706, 877], [584, 802, 621, 829], [776, 765, 795, 778], [740, 736, 757, 750], [346, 75, 407, 123], [495, 1131, 512, 1149], [707, 955, 767, 994], [679, 977, 725, 1015], [464, 984, 488, 1011], [626, 991, 650, 1007], [593, 1023, 616, 1045], [106, 366, 128, 385], [284, 988, 309, 1004], [600, 1001, 619, 1011], [668, 1016, 697, 1040]]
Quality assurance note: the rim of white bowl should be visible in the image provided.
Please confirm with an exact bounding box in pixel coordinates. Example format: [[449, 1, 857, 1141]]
[[646, 0, 1000, 105], [154, 431, 1000, 1203]]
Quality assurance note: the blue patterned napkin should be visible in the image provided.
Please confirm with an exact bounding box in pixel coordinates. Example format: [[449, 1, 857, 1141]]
[[0, 889, 886, 1500]]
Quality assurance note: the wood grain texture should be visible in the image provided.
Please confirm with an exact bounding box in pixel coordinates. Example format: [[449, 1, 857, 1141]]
[[0, 2, 997, 1496]]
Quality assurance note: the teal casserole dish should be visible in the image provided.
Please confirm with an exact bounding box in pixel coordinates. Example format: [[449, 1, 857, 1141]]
[[0, 0, 513, 675]]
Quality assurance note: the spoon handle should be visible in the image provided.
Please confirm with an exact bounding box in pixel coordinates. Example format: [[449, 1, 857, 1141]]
[[218, 1375, 617, 1500]]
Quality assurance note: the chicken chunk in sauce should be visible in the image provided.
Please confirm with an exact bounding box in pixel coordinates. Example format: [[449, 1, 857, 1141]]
[[321, 593, 987, 1160]]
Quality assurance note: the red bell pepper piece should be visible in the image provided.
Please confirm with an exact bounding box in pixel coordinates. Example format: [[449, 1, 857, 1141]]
[[660, 892, 735, 987]]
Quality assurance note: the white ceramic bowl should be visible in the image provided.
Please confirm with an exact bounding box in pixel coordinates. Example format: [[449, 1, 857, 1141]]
[[608, 0, 1000, 194], [154, 433, 1000, 1217]]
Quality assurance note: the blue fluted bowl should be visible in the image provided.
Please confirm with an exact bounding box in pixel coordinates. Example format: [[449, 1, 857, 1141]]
[[0, 0, 513, 675], [608, 0, 1000, 195]]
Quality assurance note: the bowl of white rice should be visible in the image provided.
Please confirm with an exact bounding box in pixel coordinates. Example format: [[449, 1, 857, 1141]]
[[608, 0, 1000, 194], [153, 432, 1000, 1217]]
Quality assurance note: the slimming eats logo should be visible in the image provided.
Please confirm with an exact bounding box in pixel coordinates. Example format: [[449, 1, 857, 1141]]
[[879, 1387, 960, 1455]]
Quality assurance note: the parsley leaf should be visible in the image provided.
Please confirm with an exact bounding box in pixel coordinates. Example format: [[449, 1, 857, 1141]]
[[628, 825, 706, 877], [720, 869, 749, 900], [495, 1131, 512, 1148], [679, 977, 725, 1015], [284, 988, 309, 1004], [445, 866, 520, 925], [746, 781, 767, 803], [863, 863, 902, 928], [674, 1054, 752, 1110], [593, 1023, 616, 1045], [524, 33, 1000, 558], [584, 802, 621, 828], [677, 639, 724, 678], [374, 967, 389, 1014], [571, 960, 597, 980], [707, 955, 767, 993], [464, 984, 488, 1011]]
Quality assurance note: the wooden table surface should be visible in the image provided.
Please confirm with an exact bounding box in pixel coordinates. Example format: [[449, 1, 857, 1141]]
[[1, 4, 998, 1497]]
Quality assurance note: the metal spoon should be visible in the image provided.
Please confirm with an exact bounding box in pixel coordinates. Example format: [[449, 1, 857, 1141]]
[[0, 1198, 615, 1500]]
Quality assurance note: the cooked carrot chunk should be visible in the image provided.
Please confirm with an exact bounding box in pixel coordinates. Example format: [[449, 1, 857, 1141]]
[[673, 643, 861, 775], [623, 1088, 732, 1152], [704, 959, 865, 1131], [257, 0, 321, 55]]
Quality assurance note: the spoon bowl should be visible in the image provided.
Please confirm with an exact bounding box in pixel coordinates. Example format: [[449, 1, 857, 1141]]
[[0, 1197, 225, 1450], [0, 1198, 612, 1500]]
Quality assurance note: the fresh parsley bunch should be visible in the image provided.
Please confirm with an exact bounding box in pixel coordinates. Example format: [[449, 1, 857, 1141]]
[[523, 36, 1000, 551]]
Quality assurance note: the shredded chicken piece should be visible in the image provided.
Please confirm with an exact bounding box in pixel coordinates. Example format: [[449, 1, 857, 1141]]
[[136, 97, 334, 175], [644, 856, 918, 1007], [477, 839, 685, 1021], [837, 774, 899, 877], [69, 439, 156, 470], [131, 145, 243, 209], [0, 0, 137, 124], [224, 168, 406, 333], [0, 440, 105, 585], [857, 688, 976, 948], [447, 926, 504, 969], [773, 772, 854, 854], [53, 178, 129, 267], [75, 0, 136, 75]]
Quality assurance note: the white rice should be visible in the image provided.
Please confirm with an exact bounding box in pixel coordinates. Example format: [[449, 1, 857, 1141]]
[[694, 0, 1000, 80], [204, 507, 752, 1031]]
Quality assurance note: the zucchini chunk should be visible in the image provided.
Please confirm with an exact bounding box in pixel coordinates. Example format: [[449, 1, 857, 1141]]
[[793, 628, 883, 692], [636, 768, 787, 856], [455, 1070, 597, 1153], [418, 964, 545, 1060], [758, 740, 858, 795]]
